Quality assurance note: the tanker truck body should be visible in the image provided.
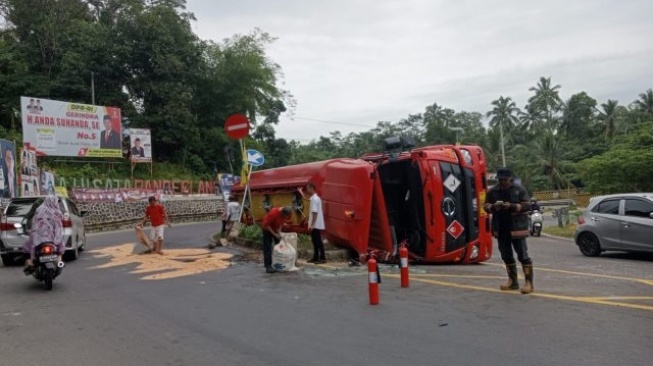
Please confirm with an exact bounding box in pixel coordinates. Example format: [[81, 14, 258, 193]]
[[232, 142, 492, 264]]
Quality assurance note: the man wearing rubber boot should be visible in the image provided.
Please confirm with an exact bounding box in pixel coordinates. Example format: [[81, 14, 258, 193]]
[[484, 168, 534, 294]]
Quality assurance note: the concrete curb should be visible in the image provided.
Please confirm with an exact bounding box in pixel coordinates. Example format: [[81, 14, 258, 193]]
[[541, 232, 574, 242]]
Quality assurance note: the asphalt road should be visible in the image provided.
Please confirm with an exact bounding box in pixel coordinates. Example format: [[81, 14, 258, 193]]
[[1, 222, 651, 366]]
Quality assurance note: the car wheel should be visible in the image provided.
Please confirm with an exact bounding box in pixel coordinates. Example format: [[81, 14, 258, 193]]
[[577, 232, 601, 257], [78, 231, 87, 252], [65, 246, 79, 261], [1, 254, 14, 266]]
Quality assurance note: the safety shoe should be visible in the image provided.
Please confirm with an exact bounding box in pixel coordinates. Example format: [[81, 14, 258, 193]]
[[316, 259, 327, 264], [307, 258, 319, 263], [265, 267, 277, 274]]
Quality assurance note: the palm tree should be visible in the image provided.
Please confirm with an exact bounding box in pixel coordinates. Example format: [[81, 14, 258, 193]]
[[527, 77, 562, 131], [513, 130, 573, 190], [633, 88, 653, 117], [598, 100, 619, 139], [487, 96, 520, 166]]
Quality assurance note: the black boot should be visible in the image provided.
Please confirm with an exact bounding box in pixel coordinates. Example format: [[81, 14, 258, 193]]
[[521, 264, 534, 294], [23, 265, 35, 276], [500, 263, 519, 291]]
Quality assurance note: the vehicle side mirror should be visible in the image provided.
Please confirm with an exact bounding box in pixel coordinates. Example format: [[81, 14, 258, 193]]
[[80, 210, 89, 217], [650, 212, 653, 219]]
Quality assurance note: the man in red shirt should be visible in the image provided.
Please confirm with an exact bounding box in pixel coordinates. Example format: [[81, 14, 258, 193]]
[[261, 206, 292, 273], [141, 196, 171, 254]]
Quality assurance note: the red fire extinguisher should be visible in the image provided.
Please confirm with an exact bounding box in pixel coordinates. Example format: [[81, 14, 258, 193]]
[[368, 255, 380, 305], [399, 243, 409, 288]]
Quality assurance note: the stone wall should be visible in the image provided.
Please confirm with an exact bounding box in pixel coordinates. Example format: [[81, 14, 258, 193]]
[[81, 196, 225, 232], [2, 196, 225, 233]]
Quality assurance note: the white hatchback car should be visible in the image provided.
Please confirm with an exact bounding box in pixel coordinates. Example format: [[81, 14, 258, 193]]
[[574, 193, 653, 256], [1, 196, 87, 266]]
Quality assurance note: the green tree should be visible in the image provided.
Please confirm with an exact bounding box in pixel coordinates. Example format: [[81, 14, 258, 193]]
[[487, 96, 520, 166], [527, 76, 562, 132], [577, 124, 653, 193], [633, 88, 653, 117], [512, 130, 574, 190], [597, 99, 620, 140], [560, 92, 597, 140]]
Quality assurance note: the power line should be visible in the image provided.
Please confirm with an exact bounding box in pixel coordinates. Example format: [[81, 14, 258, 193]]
[[291, 116, 378, 128]]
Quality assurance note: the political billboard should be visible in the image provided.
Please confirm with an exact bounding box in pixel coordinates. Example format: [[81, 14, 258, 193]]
[[20, 147, 39, 197], [21, 96, 122, 157], [129, 128, 152, 162], [0, 139, 17, 198]]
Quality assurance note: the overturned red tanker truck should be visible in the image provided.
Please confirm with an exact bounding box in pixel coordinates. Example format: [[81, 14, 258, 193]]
[[232, 137, 492, 264]]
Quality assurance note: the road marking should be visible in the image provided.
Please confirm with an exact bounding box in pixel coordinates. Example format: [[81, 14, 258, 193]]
[[579, 296, 653, 301], [482, 262, 653, 286], [383, 274, 653, 312]]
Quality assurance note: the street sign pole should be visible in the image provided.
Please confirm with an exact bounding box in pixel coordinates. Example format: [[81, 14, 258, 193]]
[[238, 163, 254, 222]]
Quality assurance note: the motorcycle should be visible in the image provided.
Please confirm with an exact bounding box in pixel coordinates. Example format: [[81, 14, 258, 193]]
[[529, 210, 543, 237], [16, 222, 64, 291], [31, 242, 64, 291]]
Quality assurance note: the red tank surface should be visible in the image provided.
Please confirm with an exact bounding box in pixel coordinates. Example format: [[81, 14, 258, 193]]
[[232, 142, 492, 264]]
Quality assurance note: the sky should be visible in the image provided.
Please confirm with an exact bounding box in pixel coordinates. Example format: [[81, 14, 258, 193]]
[[185, 0, 653, 143]]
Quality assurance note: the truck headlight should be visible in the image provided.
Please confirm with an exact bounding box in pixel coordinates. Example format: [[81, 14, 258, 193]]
[[470, 245, 479, 260]]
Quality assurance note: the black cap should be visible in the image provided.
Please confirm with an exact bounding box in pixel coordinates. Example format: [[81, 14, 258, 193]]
[[496, 167, 512, 179]]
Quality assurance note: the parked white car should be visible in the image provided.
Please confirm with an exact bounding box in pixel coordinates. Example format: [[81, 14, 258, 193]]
[[1, 196, 87, 266]]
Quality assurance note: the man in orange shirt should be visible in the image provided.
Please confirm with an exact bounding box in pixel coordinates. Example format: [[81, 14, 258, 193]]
[[141, 196, 171, 254], [261, 206, 292, 273]]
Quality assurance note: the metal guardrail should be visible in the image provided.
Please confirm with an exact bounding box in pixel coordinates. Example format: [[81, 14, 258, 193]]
[[539, 199, 575, 207]]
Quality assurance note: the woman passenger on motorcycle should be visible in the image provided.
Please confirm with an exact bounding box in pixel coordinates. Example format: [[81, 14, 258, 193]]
[[23, 195, 65, 273]]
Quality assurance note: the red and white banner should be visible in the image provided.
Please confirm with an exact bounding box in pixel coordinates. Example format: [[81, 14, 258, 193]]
[[21, 96, 122, 157], [71, 188, 163, 203]]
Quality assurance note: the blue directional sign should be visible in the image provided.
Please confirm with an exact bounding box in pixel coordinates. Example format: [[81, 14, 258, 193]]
[[246, 149, 265, 167]]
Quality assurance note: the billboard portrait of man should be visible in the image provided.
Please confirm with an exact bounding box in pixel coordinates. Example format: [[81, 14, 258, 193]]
[[131, 138, 145, 158], [129, 128, 152, 162], [0, 141, 17, 198], [100, 114, 121, 149]]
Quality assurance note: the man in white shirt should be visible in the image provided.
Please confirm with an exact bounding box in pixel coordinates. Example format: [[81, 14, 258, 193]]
[[224, 196, 241, 238], [306, 182, 326, 263]]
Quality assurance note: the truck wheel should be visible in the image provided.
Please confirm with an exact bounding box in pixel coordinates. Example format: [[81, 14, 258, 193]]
[[577, 233, 601, 257]]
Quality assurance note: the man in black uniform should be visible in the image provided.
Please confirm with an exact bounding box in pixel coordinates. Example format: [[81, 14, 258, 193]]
[[484, 168, 534, 294]]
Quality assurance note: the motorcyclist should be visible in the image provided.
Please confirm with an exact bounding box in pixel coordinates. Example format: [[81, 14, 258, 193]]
[[530, 199, 541, 212], [23, 195, 65, 274]]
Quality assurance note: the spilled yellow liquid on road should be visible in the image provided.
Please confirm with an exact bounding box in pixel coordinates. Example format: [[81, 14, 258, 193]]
[[89, 243, 233, 280]]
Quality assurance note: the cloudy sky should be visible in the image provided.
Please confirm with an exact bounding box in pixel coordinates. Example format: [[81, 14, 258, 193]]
[[185, 0, 653, 142]]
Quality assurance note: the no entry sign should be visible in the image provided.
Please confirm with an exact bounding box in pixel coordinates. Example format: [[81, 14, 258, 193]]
[[224, 114, 250, 139]]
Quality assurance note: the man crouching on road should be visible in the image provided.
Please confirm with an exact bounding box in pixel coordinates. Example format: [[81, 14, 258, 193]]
[[141, 196, 172, 255]]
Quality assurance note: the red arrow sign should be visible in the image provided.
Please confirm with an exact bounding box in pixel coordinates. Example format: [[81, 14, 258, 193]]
[[224, 114, 250, 139]]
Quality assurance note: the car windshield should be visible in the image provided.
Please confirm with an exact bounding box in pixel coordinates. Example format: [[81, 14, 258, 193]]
[[4, 198, 65, 216]]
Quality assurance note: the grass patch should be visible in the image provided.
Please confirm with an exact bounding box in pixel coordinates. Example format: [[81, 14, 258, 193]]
[[543, 223, 577, 238]]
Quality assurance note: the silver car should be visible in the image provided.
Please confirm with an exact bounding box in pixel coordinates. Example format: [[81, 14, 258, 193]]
[[1, 196, 87, 266], [574, 193, 653, 256]]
